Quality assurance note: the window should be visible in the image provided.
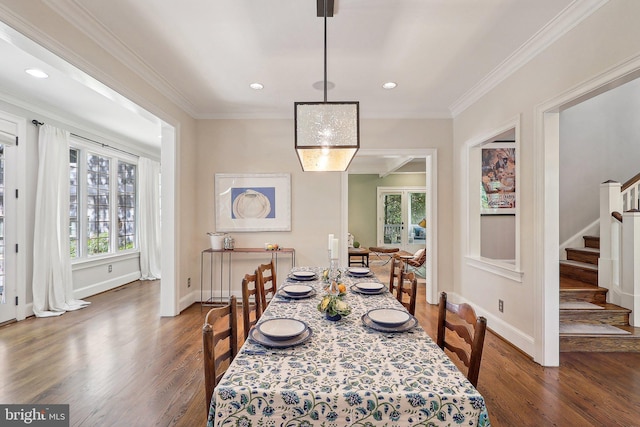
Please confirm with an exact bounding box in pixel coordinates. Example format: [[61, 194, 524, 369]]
[[117, 161, 136, 251], [87, 154, 110, 255], [70, 141, 137, 259], [69, 149, 79, 258], [464, 118, 522, 281]]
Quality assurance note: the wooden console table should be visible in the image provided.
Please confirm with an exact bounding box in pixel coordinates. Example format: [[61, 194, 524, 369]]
[[200, 247, 295, 306]]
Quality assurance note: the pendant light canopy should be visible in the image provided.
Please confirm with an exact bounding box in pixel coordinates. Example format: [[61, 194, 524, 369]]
[[294, 0, 359, 172]]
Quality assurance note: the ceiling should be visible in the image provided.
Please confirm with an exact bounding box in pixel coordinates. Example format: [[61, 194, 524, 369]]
[[0, 0, 589, 172]]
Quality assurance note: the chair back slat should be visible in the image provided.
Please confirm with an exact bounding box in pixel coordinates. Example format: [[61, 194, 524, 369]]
[[436, 292, 487, 387], [203, 296, 238, 415], [396, 271, 418, 315], [256, 261, 277, 310], [241, 273, 262, 341], [388, 258, 404, 295]]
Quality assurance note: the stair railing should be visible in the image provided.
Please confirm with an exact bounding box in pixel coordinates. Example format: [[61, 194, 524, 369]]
[[600, 176, 640, 326]]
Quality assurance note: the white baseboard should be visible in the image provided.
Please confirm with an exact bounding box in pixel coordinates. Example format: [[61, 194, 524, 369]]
[[447, 292, 535, 357], [73, 271, 141, 300], [180, 289, 200, 312]]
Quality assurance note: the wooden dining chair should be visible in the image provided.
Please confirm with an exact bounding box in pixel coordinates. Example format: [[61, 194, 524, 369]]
[[396, 271, 418, 315], [256, 260, 277, 310], [436, 292, 487, 387], [241, 272, 263, 341], [388, 257, 404, 295], [202, 295, 238, 415]]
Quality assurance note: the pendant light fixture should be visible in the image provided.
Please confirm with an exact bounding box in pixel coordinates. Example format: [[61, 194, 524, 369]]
[[294, 0, 360, 172]]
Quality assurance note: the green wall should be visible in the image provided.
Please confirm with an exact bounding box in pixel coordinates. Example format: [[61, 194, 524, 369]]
[[348, 173, 426, 248]]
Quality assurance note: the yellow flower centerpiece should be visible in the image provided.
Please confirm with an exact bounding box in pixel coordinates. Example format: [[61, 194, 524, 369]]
[[317, 284, 351, 321]]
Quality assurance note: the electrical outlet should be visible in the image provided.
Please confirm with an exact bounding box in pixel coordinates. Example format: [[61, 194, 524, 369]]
[[108, 264, 113, 273], [498, 299, 504, 313], [187, 277, 191, 288]]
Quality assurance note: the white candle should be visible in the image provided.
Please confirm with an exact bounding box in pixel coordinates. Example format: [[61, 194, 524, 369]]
[[328, 234, 334, 250], [331, 238, 339, 259]]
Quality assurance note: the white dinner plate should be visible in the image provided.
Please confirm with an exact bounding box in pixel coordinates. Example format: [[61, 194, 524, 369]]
[[249, 324, 313, 348], [356, 282, 385, 292], [282, 284, 314, 297], [257, 318, 308, 341], [289, 271, 317, 281], [348, 271, 373, 278], [291, 271, 316, 278], [350, 284, 386, 295], [348, 267, 370, 275], [366, 308, 411, 327], [278, 288, 317, 300], [361, 312, 418, 333]]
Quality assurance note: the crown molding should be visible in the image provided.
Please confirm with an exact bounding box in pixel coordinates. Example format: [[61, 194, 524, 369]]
[[41, 0, 198, 118], [449, 0, 609, 118], [0, 2, 180, 127], [192, 108, 453, 120], [0, 89, 160, 159]]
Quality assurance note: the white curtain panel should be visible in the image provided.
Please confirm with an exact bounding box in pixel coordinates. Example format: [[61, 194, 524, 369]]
[[138, 157, 162, 280], [32, 124, 90, 317]]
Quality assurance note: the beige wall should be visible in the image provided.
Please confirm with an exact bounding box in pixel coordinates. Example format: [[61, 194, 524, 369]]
[[452, 0, 640, 358], [195, 119, 341, 293]]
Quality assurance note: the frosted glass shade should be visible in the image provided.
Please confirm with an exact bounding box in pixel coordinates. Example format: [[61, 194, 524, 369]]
[[295, 101, 359, 171]]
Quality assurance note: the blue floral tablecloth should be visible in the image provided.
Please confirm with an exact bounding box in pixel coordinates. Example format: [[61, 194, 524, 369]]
[[207, 267, 491, 427]]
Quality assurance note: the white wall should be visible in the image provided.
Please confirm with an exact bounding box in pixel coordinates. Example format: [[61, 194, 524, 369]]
[[559, 77, 640, 243], [453, 0, 640, 361]]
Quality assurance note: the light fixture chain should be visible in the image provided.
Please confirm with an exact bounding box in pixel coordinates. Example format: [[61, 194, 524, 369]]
[[323, 0, 328, 103]]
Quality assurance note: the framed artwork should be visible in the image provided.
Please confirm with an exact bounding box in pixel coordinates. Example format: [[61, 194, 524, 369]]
[[481, 142, 516, 214], [215, 173, 291, 232]]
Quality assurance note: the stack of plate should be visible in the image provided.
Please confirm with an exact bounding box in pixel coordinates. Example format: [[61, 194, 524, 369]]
[[288, 271, 317, 281], [362, 308, 417, 332], [351, 281, 386, 295], [250, 318, 313, 348], [279, 284, 316, 299], [347, 267, 372, 277]]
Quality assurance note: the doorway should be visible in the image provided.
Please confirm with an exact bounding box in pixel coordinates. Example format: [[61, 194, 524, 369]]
[[0, 113, 25, 324], [342, 148, 438, 303], [377, 187, 426, 254]]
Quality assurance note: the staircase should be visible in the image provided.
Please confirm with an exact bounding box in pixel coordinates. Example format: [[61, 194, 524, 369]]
[[559, 235, 640, 352]]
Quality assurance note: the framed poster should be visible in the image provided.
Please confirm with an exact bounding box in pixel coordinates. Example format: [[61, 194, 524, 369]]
[[215, 173, 291, 232], [481, 143, 516, 214]]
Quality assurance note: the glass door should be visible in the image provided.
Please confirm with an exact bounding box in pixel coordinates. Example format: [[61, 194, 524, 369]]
[[377, 187, 426, 254]]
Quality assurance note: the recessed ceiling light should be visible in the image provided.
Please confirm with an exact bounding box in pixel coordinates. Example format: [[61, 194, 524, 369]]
[[250, 83, 264, 90], [25, 68, 49, 79], [382, 82, 397, 90]]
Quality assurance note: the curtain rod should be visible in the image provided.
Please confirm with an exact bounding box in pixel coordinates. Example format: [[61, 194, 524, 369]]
[[31, 119, 139, 158]]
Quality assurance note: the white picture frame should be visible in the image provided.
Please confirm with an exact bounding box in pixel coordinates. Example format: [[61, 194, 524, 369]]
[[215, 173, 291, 232]]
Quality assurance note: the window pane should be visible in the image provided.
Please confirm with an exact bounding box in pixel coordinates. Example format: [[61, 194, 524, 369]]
[[69, 148, 79, 258], [87, 154, 110, 255], [117, 161, 136, 251]]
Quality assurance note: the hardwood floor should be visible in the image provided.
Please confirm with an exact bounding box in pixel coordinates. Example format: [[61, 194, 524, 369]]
[[1, 278, 639, 426]]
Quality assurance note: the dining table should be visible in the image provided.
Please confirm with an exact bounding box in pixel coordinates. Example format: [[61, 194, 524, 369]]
[[207, 267, 492, 426]]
